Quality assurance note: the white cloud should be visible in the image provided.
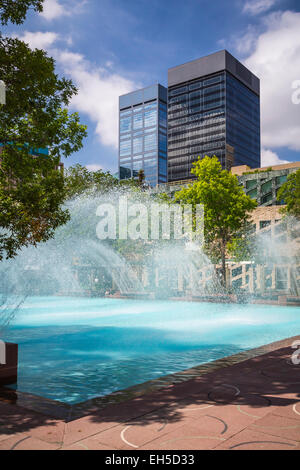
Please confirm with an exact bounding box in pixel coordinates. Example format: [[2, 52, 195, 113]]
[[234, 26, 258, 55], [10, 31, 138, 150], [86, 164, 103, 172], [243, 0, 277, 15], [40, 0, 65, 20], [56, 50, 138, 148], [244, 11, 300, 151], [40, 0, 88, 21], [16, 31, 59, 49], [261, 149, 289, 166]]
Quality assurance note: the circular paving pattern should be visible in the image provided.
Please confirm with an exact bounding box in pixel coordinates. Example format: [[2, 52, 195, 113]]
[[260, 358, 300, 382], [120, 412, 229, 448], [293, 403, 300, 416], [121, 426, 139, 449], [236, 393, 272, 419], [208, 384, 240, 403], [229, 440, 297, 450], [157, 435, 226, 448]]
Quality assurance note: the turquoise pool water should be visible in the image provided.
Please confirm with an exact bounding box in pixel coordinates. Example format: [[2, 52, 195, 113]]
[[2, 297, 300, 404]]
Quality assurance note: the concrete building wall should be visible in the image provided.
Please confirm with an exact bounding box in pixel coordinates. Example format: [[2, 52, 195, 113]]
[[232, 161, 300, 176]]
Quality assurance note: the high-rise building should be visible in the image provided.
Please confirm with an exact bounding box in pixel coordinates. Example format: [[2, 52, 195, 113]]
[[167, 50, 260, 182], [119, 84, 168, 187]]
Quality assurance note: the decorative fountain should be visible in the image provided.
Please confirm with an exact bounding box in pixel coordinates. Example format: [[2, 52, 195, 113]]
[[0, 188, 299, 401]]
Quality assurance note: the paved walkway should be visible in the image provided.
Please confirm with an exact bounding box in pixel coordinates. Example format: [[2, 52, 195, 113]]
[[0, 342, 299, 450]]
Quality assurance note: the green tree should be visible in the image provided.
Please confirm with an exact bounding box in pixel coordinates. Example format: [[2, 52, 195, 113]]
[[64, 164, 117, 199], [175, 156, 257, 286], [0, 5, 87, 260], [0, 0, 43, 25], [0, 146, 69, 260], [137, 169, 145, 187], [277, 169, 300, 218], [64, 164, 142, 200]]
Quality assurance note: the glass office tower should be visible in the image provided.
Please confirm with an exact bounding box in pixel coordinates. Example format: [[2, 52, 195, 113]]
[[119, 84, 168, 187], [168, 50, 260, 182]]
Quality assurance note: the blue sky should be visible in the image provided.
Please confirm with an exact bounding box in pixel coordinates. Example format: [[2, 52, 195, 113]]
[[4, 0, 300, 172]]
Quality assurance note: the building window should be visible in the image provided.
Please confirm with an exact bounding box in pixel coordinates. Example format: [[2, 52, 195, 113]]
[[246, 179, 257, 190], [276, 175, 287, 186], [189, 81, 202, 91], [159, 108, 167, 128], [169, 86, 188, 97], [144, 133, 156, 152], [133, 136, 143, 154], [120, 115, 131, 133], [159, 132, 167, 152], [260, 220, 271, 229], [144, 104, 157, 128], [203, 76, 222, 87], [261, 192, 273, 204], [120, 162, 132, 179], [248, 188, 257, 199], [159, 158, 167, 176], [144, 152, 157, 159], [120, 139, 131, 157], [144, 158, 156, 177], [133, 113, 143, 130], [132, 160, 143, 177], [261, 180, 272, 194], [120, 133, 131, 141]]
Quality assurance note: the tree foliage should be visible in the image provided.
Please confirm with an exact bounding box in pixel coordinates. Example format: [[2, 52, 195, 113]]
[[64, 164, 141, 200], [175, 156, 257, 284], [137, 169, 145, 187], [277, 169, 300, 218], [0, 147, 69, 260], [0, 0, 44, 25], [0, 5, 87, 260], [0, 37, 86, 158]]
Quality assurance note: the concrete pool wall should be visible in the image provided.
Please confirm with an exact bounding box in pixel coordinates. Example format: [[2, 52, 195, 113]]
[[0, 342, 18, 385]]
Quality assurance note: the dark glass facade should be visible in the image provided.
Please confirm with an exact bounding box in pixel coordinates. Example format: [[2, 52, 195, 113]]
[[168, 73, 227, 182], [226, 73, 260, 168], [167, 50, 260, 183], [119, 84, 167, 187]]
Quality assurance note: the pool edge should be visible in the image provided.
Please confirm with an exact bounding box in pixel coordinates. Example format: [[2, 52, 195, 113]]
[[0, 334, 299, 421]]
